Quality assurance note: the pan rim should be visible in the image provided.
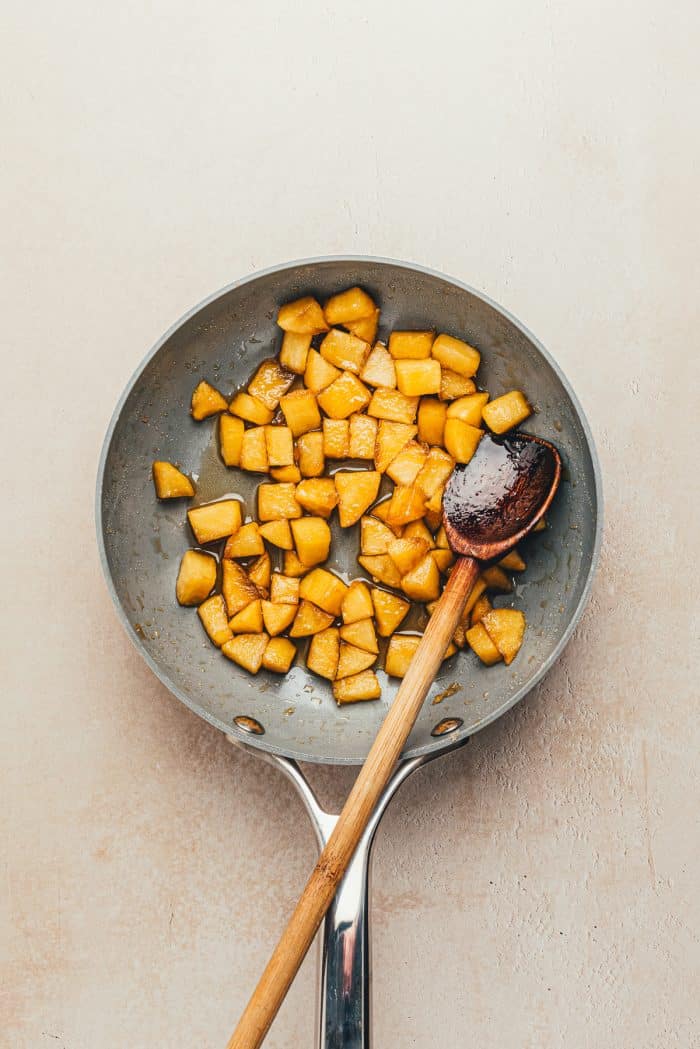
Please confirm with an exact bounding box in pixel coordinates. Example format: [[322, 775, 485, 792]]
[[96, 255, 603, 765]]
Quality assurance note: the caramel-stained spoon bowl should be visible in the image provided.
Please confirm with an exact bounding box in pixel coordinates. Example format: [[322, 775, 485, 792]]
[[443, 432, 563, 561]]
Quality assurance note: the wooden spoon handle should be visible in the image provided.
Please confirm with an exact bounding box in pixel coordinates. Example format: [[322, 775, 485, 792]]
[[226, 555, 481, 1049]]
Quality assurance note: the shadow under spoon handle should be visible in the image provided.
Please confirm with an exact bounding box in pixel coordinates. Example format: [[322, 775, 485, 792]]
[[226, 554, 481, 1049]]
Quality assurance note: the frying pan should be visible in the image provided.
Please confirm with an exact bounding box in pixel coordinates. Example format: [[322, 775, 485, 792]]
[[96, 257, 602, 1047]]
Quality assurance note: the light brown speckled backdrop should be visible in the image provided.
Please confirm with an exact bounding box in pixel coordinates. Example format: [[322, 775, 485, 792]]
[[2, 3, 698, 1047]]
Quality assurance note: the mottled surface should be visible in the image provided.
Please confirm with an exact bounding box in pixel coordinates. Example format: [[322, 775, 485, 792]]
[[1, 3, 698, 1048]]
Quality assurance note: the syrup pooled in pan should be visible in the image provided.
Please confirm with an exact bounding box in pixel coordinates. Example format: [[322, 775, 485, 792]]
[[443, 434, 559, 548]]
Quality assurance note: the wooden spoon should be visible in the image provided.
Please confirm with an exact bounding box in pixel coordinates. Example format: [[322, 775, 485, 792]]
[[227, 432, 562, 1049]]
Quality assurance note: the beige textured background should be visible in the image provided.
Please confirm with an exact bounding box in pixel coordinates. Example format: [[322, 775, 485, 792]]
[[2, 2, 698, 1047]]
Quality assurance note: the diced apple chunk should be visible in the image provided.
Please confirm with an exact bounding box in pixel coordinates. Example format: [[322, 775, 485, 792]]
[[191, 380, 229, 420], [340, 617, 379, 654], [360, 342, 397, 388], [335, 471, 381, 527], [279, 331, 312, 374], [358, 554, 403, 589], [480, 566, 513, 592], [222, 560, 260, 616], [229, 599, 264, 634], [403, 519, 434, 545], [498, 549, 526, 572], [324, 286, 376, 325], [417, 398, 447, 446], [222, 633, 270, 673], [295, 478, 338, 517], [318, 371, 371, 419], [270, 465, 301, 483], [446, 392, 490, 426], [360, 515, 397, 555], [240, 426, 269, 472], [439, 369, 477, 401], [307, 627, 340, 679], [219, 415, 245, 467], [336, 643, 377, 679], [444, 419, 483, 464], [431, 333, 481, 377], [247, 359, 295, 411], [369, 499, 404, 536], [371, 588, 410, 636], [229, 392, 274, 425], [299, 568, 348, 616], [223, 521, 264, 558], [262, 636, 297, 673], [197, 594, 233, 647], [257, 483, 302, 521], [304, 349, 341, 392], [188, 499, 242, 544], [388, 536, 431, 575], [415, 446, 454, 499], [269, 574, 300, 605], [297, 431, 325, 477], [388, 331, 435, 359], [346, 308, 380, 344], [384, 485, 426, 528], [291, 517, 331, 566], [348, 413, 377, 459], [481, 391, 531, 434], [319, 329, 370, 374], [279, 389, 321, 437], [290, 600, 335, 637], [401, 553, 440, 602], [374, 420, 418, 472], [264, 425, 295, 467], [277, 296, 328, 334], [470, 594, 492, 625], [176, 550, 217, 606], [465, 622, 502, 665], [341, 581, 374, 624], [283, 550, 311, 578], [386, 442, 428, 486], [258, 519, 293, 550], [248, 552, 271, 592], [384, 634, 420, 678], [431, 548, 454, 573], [152, 461, 195, 499], [368, 389, 419, 424], [333, 670, 381, 704], [395, 359, 441, 396], [261, 601, 297, 637], [323, 418, 350, 459]]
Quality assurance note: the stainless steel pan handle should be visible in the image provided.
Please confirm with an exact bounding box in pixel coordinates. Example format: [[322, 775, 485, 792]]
[[229, 736, 468, 1048]]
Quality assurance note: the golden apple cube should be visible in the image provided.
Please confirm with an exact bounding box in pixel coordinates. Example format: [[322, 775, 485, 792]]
[[335, 470, 381, 527], [348, 413, 378, 459], [229, 391, 274, 426], [223, 521, 264, 559], [277, 296, 328, 334], [283, 550, 309, 578], [279, 331, 312, 374], [239, 426, 269, 473], [374, 420, 417, 472], [395, 359, 441, 397], [257, 483, 302, 522], [447, 392, 490, 426], [262, 636, 297, 673], [270, 464, 301, 483], [222, 633, 270, 674], [247, 359, 295, 411], [481, 390, 531, 434], [424, 508, 442, 532], [290, 600, 335, 637], [341, 581, 374, 624], [197, 594, 233, 647], [417, 398, 447, 447], [319, 328, 370, 374], [222, 560, 260, 617], [299, 568, 348, 616], [261, 601, 297, 637], [385, 484, 426, 528], [191, 380, 228, 420], [258, 519, 293, 550], [188, 499, 242, 544], [291, 517, 331, 566], [444, 419, 483, 464], [297, 431, 325, 477], [333, 669, 381, 703], [248, 552, 271, 593], [499, 549, 526, 572], [431, 333, 481, 377], [304, 349, 341, 392], [386, 441, 428, 486], [388, 536, 431, 575], [470, 594, 492, 626], [295, 478, 338, 518], [439, 369, 477, 401], [307, 627, 340, 680], [152, 461, 195, 499], [465, 622, 502, 666], [369, 499, 404, 536], [431, 548, 454, 573], [279, 389, 321, 437], [360, 342, 397, 388], [371, 588, 410, 636], [346, 308, 380, 344], [229, 598, 264, 634], [269, 574, 300, 605], [368, 389, 419, 424], [176, 550, 217, 606], [219, 415, 245, 467], [424, 486, 444, 514], [480, 566, 513, 592], [415, 446, 454, 498], [322, 419, 350, 459], [388, 331, 435, 359], [385, 634, 421, 678], [357, 554, 403, 589], [340, 618, 379, 654], [324, 286, 376, 325], [336, 643, 377, 679], [360, 515, 397, 555], [318, 371, 371, 419], [401, 553, 440, 602], [263, 425, 294, 467]]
